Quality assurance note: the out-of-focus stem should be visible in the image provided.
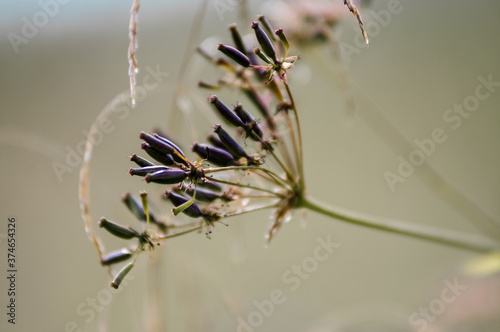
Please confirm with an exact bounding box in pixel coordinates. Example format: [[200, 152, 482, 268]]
[[301, 195, 500, 254]]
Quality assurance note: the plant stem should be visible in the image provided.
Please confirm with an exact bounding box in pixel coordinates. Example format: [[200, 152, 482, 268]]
[[283, 80, 305, 191], [300, 195, 499, 254]]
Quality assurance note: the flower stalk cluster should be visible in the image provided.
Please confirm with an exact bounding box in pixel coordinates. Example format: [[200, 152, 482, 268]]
[[93, 15, 499, 287], [97, 20, 313, 285]]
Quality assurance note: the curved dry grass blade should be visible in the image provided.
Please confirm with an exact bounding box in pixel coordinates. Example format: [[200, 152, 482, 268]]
[[129, 0, 140, 106], [79, 91, 130, 273], [344, 0, 369, 46]]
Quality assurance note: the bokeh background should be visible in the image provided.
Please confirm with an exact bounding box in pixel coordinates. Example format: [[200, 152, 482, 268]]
[[1, 0, 499, 331]]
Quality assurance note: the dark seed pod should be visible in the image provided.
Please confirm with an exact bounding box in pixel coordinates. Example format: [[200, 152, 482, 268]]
[[111, 262, 134, 289], [140, 132, 175, 155], [129, 166, 169, 177], [192, 142, 237, 166], [207, 134, 228, 150], [258, 15, 277, 41], [218, 44, 250, 68], [165, 191, 204, 218], [198, 180, 223, 192], [101, 248, 133, 266], [121, 192, 158, 223], [145, 169, 189, 185], [141, 142, 175, 166], [229, 24, 246, 54], [98, 218, 140, 240], [234, 104, 263, 139], [180, 184, 221, 202], [140, 132, 187, 166], [209, 95, 245, 127], [251, 21, 277, 62], [214, 124, 249, 159], [130, 153, 154, 167], [152, 133, 185, 157]]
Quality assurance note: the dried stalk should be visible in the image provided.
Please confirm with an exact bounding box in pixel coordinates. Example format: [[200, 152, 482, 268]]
[[129, 0, 140, 105]]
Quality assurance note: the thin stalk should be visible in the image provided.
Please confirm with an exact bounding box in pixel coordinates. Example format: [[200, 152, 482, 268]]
[[209, 177, 286, 198], [236, 194, 278, 199], [248, 129, 295, 182], [301, 195, 499, 254], [239, 74, 296, 175], [250, 169, 292, 191], [204, 165, 291, 188], [222, 202, 279, 218], [283, 79, 305, 191], [280, 110, 300, 181], [157, 223, 203, 240]]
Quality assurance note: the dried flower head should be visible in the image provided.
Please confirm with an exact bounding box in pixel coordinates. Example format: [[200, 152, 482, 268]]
[[84, 7, 499, 289]]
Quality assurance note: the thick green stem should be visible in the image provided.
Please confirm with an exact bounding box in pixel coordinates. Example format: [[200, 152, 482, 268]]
[[300, 195, 499, 254]]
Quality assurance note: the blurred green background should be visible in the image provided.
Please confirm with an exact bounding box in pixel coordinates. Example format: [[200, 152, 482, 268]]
[[1, 0, 499, 331]]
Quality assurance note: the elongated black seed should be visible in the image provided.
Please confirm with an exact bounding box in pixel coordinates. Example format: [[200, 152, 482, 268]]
[[207, 134, 228, 150], [198, 180, 222, 192], [258, 15, 277, 41], [130, 153, 154, 167], [229, 24, 246, 54], [234, 104, 263, 139], [129, 165, 169, 177], [98, 218, 140, 240], [152, 133, 185, 157], [165, 191, 204, 218], [145, 169, 189, 185], [192, 142, 237, 167], [140, 132, 175, 155], [101, 248, 133, 266], [209, 95, 245, 127], [218, 44, 250, 68], [214, 124, 249, 159], [177, 184, 221, 202], [141, 143, 175, 166], [140, 132, 187, 165], [251, 21, 277, 62]]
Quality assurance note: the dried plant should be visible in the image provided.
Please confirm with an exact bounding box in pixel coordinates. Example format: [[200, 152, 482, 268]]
[[80, 1, 499, 290]]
